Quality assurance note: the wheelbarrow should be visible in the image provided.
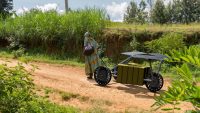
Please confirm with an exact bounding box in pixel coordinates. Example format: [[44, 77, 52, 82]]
[[94, 51, 167, 92]]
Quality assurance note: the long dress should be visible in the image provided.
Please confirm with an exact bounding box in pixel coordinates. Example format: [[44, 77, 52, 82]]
[[84, 37, 101, 75]]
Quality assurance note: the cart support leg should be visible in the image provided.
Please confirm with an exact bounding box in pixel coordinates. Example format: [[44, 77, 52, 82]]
[[157, 60, 164, 74]]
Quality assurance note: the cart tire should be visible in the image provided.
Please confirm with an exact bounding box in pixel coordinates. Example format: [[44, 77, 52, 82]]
[[94, 66, 112, 86], [145, 73, 164, 92]]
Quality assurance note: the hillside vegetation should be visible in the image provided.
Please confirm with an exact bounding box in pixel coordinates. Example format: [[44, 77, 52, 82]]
[[0, 9, 200, 62]]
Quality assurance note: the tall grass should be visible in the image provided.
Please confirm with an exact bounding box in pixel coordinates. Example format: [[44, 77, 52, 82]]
[[0, 8, 108, 56]]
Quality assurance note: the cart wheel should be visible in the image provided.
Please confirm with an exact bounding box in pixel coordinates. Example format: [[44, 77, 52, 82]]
[[94, 66, 112, 86], [145, 73, 164, 92]]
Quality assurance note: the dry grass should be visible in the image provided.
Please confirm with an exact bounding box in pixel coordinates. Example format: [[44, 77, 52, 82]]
[[107, 22, 200, 34]]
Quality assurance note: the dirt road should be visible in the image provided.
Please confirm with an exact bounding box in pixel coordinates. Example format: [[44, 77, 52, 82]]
[[0, 58, 193, 113]]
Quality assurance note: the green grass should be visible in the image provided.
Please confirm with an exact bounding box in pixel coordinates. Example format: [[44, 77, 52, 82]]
[[0, 48, 117, 68], [107, 22, 200, 33], [0, 48, 85, 67], [25, 98, 80, 113]]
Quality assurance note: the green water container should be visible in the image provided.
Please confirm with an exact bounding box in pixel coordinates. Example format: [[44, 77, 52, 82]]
[[126, 66, 133, 84], [117, 63, 150, 85], [117, 64, 124, 83]]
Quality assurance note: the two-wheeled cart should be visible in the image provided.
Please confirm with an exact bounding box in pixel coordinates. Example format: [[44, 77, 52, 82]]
[[94, 51, 167, 92]]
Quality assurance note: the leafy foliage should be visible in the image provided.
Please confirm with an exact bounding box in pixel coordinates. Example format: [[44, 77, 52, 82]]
[[153, 45, 200, 112], [130, 0, 200, 24], [0, 63, 79, 113], [0, 8, 108, 56], [151, 0, 167, 24], [0, 0, 13, 18], [0, 63, 34, 113], [12, 47, 25, 58], [167, 45, 200, 67], [145, 32, 185, 54], [124, 0, 148, 24]]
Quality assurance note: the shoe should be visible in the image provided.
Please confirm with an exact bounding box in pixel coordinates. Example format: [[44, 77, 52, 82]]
[[87, 73, 93, 79], [87, 76, 93, 79]]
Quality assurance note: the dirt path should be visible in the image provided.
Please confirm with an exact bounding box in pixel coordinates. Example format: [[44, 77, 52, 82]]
[[0, 58, 194, 113]]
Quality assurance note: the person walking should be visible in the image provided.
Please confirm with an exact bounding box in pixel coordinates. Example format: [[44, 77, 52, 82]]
[[83, 32, 101, 79]]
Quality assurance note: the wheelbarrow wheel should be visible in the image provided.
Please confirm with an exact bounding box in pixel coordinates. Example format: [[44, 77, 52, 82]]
[[145, 72, 164, 92], [94, 66, 112, 86]]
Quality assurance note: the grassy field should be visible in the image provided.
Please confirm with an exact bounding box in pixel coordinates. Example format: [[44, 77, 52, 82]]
[[0, 49, 85, 67], [0, 48, 115, 68], [107, 22, 200, 33]]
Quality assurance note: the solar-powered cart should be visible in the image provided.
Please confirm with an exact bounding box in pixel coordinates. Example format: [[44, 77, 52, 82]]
[[94, 51, 167, 92]]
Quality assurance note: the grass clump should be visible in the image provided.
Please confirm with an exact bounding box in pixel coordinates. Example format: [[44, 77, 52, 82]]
[[60, 92, 80, 101], [19, 98, 79, 113], [90, 99, 112, 106], [78, 96, 90, 102], [85, 106, 107, 113]]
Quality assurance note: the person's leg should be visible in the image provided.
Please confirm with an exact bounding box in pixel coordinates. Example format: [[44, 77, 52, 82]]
[[87, 73, 93, 79], [85, 56, 92, 79]]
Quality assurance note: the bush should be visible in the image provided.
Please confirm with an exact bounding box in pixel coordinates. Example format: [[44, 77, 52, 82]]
[[0, 63, 34, 113], [145, 32, 185, 54], [0, 63, 79, 113], [12, 47, 25, 58]]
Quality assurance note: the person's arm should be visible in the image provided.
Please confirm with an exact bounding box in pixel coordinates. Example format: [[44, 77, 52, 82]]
[[92, 38, 99, 49], [84, 37, 88, 47]]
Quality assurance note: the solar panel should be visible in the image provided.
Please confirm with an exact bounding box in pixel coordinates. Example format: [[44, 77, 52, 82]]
[[121, 51, 168, 61]]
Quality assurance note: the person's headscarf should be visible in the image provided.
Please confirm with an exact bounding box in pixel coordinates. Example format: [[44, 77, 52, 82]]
[[84, 32, 90, 37]]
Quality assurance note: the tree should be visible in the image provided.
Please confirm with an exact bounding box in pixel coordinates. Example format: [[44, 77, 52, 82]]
[[170, 0, 183, 23], [137, 0, 148, 24], [0, 0, 13, 18], [181, 0, 200, 23], [167, 0, 200, 24], [151, 0, 167, 24], [124, 0, 148, 24], [165, 1, 173, 23], [124, 1, 138, 23]]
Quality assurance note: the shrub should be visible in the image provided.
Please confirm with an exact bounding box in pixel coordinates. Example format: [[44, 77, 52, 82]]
[[12, 46, 25, 58], [145, 32, 185, 54], [0, 63, 79, 113], [0, 63, 34, 113], [153, 45, 200, 112]]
